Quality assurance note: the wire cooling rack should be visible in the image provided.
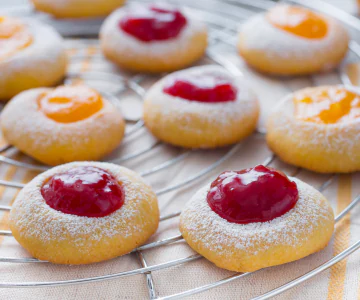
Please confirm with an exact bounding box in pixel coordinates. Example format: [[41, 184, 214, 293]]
[[0, 0, 359, 299]]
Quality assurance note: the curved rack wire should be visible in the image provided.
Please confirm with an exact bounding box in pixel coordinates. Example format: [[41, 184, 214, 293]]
[[0, 0, 359, 299]]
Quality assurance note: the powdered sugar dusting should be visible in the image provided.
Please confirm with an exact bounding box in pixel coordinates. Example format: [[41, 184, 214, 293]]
[[180, 178, 334, 256], [9, 161, 158, 248], [144, 65, 259, 127]]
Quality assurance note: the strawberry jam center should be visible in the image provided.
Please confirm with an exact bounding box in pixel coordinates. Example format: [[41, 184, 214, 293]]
[[119, 5, 187, 42], [41, 166, 124, 218], [207, 165, 299, 224], [163, 75, 237, 103]]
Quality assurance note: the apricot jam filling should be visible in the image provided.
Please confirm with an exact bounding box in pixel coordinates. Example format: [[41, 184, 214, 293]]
[[39, 86, 104, 123], [41, 166, 124, 218], [294, 87, 360, 124], [163, 75, 237, 103], [266, 5, 327, 39], [207, 165, 299, 224], [0, 16, 33, 61], [119, 4, 187, 42]]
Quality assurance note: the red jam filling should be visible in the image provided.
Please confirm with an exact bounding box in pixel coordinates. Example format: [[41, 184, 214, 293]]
[[119, 5, 187, 42], [207, 165, 299, 224], [41, 166, 125, 218], [163, 75, 237, 103]]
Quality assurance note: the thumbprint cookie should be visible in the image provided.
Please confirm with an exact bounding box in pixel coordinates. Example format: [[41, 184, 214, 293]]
[[267, 85, 360, 173], [9, 162, 159, 264], [237, 5, 349, 75], [143, 66, 259, 148], [1, 85, 125, 165], [180, 165, 334, 272], [100, 3, 208, 73], [0, 16, 67, 100]]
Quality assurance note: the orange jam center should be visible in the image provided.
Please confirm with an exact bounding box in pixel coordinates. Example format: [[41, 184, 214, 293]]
[[0, 16, 33, 61], [39, 85, 104, 123], [266, 5, 328, 39], [294, 87, 360, 124]]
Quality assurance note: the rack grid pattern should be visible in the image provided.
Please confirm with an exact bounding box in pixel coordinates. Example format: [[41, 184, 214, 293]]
[[0, 0, 359, 299]]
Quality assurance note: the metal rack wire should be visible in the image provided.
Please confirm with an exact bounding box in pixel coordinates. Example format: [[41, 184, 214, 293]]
[[0, 0, 359, 299]]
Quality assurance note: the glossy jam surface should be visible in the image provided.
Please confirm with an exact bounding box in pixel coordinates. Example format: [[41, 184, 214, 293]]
[[267, 5, 327, 39], [39, 85, 104, 123], [119, 5, 187, 42], [163, 74, 237, 103], [207, 165, 299, 224], [0, 16, 32, 61], [294, 87, 360, 124], [41, 166, 125, 218]]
